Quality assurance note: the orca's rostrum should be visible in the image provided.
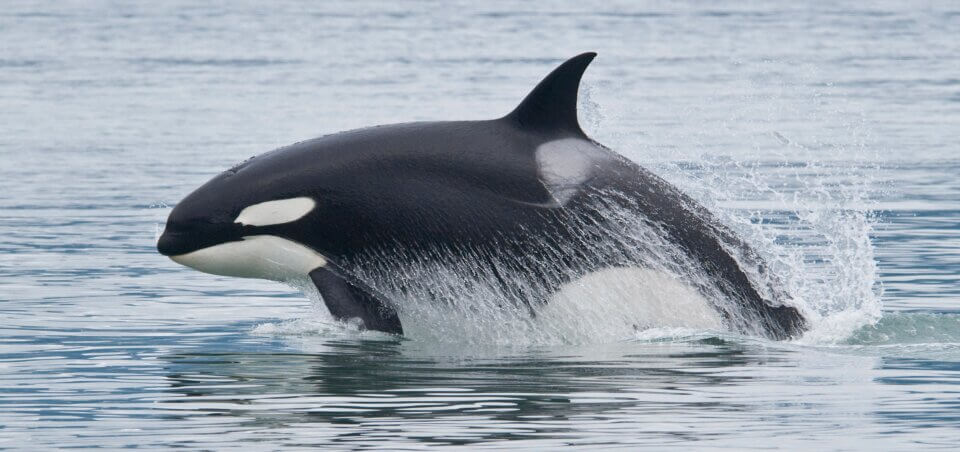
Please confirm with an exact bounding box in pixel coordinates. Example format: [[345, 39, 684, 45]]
[[157, 53, 807, 339]]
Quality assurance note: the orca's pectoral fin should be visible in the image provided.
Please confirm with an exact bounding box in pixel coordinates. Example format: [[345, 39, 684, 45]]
[[308, 267, 403, 335]]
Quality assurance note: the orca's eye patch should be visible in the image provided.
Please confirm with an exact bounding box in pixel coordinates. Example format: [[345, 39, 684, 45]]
[[234, 197, 316, 227]]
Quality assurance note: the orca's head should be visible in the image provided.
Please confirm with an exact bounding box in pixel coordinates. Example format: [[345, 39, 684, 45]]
[[157, 154, 331, 282]]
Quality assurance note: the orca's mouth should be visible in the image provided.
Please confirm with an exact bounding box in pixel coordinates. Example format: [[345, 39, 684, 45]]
[[157, 221, 245, 256]]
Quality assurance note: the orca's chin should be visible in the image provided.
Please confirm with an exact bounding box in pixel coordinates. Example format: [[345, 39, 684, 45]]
[[166, 235, 328, 282]]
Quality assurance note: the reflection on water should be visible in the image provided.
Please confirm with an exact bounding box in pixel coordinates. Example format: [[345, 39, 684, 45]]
[[3, 316, 960, 448], [11, 323, 956, 449]]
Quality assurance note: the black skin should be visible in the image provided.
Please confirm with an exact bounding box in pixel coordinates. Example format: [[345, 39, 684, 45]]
[[158, 53, 807, 339]]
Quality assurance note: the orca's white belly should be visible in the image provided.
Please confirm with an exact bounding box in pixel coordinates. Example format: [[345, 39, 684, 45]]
[[539, 267, 723, 336]]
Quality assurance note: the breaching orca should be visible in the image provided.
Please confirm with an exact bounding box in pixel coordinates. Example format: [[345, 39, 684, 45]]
[[157, 53, 807, 339]]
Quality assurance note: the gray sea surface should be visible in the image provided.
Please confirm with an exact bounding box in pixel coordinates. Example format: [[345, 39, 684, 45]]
[[2, 1, 959, 449]]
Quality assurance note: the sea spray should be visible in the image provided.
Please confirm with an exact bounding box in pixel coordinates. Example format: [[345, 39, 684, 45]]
[[613, 63, 886, 345], [264, 68, 884, 347]]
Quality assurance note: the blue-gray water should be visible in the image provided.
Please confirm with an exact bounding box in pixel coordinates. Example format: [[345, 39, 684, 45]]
[[2, 1, 959, 449]]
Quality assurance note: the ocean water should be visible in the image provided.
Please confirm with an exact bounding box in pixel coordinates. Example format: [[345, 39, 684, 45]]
[[2, 0, 959, 449]]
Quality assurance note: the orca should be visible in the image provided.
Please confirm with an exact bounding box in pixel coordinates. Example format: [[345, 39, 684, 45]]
[[157, 53, 807, 339]]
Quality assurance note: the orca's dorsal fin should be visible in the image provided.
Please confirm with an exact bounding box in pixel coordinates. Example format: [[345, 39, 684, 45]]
[[504, 52, 596, 137]]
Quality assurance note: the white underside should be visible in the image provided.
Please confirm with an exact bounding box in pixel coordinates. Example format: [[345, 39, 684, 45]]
[[170, 235, 326, 281], [169, 238, 721, 336], [539, 267, 723, 332]]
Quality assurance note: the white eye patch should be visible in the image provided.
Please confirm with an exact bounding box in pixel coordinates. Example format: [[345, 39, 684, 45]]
[[234, 197, 316, 227]]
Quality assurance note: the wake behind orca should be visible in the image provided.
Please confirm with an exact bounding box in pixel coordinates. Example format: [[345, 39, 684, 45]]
[[157, 53, 807, 340]]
